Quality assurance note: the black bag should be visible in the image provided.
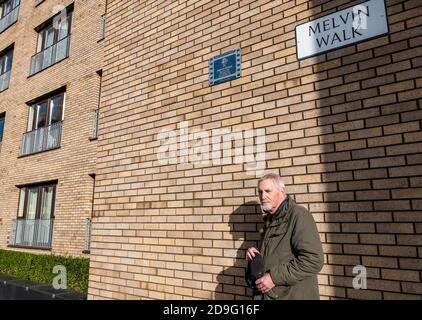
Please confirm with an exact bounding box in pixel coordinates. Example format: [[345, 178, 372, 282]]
[[245, 253, 264, 289]]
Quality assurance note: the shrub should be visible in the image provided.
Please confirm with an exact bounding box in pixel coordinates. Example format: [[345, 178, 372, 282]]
[[0, 249, 89, 293]]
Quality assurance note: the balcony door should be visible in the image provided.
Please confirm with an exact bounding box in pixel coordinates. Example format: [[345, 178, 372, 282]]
[[28, 93, 64, 131], [25, 92, 64, 153], [16, 183, 56, 248]]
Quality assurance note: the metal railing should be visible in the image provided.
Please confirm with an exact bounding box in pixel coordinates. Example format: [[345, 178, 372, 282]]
[[91, 109, 99, 139], [9, 218, 54, 249], [29, 35, 71, 75], [20, 121, 63, 156], [84, 218, 92, 253], [99, 15, 106, 40], [0, 4, 19, 34], [0, 70, 11, 92]]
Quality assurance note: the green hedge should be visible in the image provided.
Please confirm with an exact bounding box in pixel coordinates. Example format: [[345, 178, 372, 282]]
[[0, 249, 89, 293]]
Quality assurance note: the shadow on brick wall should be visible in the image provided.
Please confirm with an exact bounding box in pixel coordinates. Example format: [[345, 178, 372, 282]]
[[215, 201, 262, 299]]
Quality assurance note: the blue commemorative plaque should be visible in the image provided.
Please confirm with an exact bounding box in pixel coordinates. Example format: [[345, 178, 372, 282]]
[[209, 48, 241, 86]]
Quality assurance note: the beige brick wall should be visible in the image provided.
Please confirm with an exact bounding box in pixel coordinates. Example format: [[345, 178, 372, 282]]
[[90, 0, 422, 299], [0, 0, 105, 257]]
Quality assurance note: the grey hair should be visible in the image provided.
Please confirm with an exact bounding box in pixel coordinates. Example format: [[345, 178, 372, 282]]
[[258, 173, 285, 189]]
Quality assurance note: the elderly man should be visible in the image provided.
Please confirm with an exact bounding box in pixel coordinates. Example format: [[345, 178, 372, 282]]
[[246, 173, 324, 300]]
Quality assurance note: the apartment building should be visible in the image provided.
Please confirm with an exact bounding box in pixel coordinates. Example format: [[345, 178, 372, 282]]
[[89, 0, 422, 300], [0, 0, 105, 257]]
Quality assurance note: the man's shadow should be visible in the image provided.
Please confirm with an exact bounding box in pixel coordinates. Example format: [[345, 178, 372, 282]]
[[214, 201, 263, 299]]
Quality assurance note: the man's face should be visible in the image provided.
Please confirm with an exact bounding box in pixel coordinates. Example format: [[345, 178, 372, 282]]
[[258, 179, 285, 213]]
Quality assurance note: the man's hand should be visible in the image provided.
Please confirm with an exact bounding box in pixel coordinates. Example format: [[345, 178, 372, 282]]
[[246, 247, 260, 261], [255, 273, 275, 294]]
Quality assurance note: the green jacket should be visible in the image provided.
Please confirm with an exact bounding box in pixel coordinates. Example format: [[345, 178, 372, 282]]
[[255, 195, 324, 300]]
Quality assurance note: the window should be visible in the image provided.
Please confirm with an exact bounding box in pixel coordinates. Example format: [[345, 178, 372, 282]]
[[10, 182, 56, 249], [0, 113, 4, 149], [20, 91, 65, 156], [0, 48, 13, 91], [29, 8, 72, 75], [27, 92, 64, 131], [0, 0, 19, 19], [0, 0, 19, 34], [17, 184, 56, 220], [36, 12, 71, 53]]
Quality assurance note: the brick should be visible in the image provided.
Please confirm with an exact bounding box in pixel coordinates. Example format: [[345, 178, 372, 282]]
[[343, 244, 377, 255], [402, 282, 422, 295], [354, 168, 388, 180], [349, 128, 382, 140], [352, 147, 385, 159], [379, 246, 417, 258], [328, 255, 361, 266], [339, 180, 371, 191], [356, 190, 390, 200], [386, 142, 422, 155], [402, 110, 422, 122], [370, 156, 405, 168], [357, 212, 392, 222], [374, 200, 411, 211], [392, 188, 422, 199], [389, 165, 422, 177], [344, 69, 375, 83], [333, 120, 364, 132], [377, 60, 411, 76], [366, 114, 400, 127], [384, 122, 420, 135], [360, 234, 396, 245], [346, 289, 382, 300], [399, 258, 422, 270], [381, 100, 417, 115], [362, 74, 395, 89], [372, 178, 408, 189], [384, 292, 421, 300], [376, 223, 414, 234], [340, 202, 373, 212], [392, 47, 422, 62], [398, 88, 422, 102], [335, 140, 366, 152], [397, 235, 422, 246], [326, 233, 358, 244], [394, 212, 422, 222], [359, 55, 391, 70], [319, 132, 349, 144], [362, 256, 398, 268]]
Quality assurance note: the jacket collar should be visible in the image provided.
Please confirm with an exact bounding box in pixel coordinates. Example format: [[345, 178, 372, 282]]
[[263, 195, 292, 225]]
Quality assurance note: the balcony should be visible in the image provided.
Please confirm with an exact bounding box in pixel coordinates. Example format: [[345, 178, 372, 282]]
[[0, 70, 10, 92], [9, 219, 54, 249], [0, 3, 19, 34], [29, 35, 70, 76], [20, 121, 63, 156]]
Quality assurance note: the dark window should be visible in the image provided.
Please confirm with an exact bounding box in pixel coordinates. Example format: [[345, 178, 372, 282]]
[[27, 92, 65, 131], [0, 49, 12, 75], [0, 113, 4, 143], [17, 183, 56, 220], [0, 0, 19, 19]]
